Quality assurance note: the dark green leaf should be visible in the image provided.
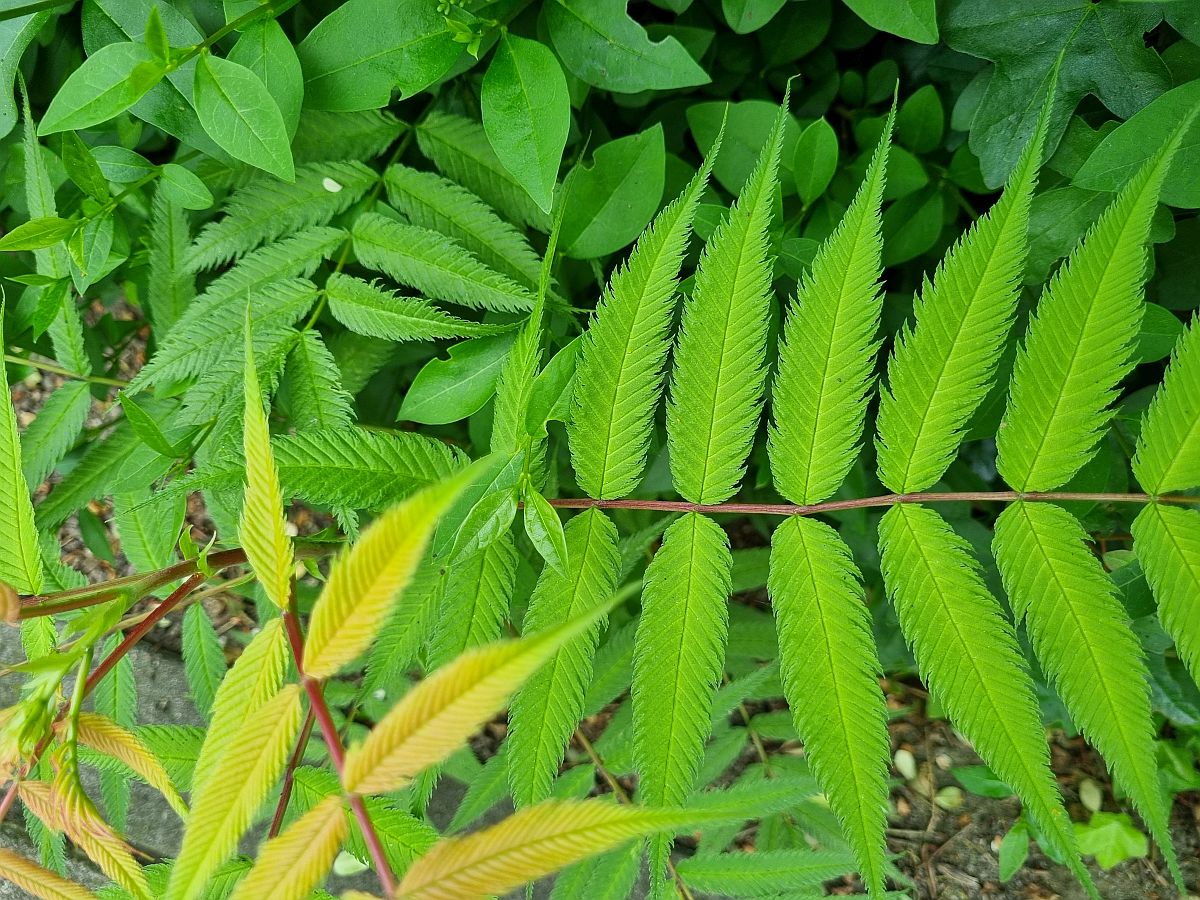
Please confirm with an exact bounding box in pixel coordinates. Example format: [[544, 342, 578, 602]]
[[943, 0, 1169, 187], [722, 0, 788, 34], [39, 42, 165, 135], [523, 488, 568, 575], [59, 132, 111, 202], [843, 0, 937, 43], [449, 484, 518, 564], [545, 0, 709, 93], [193, 53, 294, 180], [399, 333, 517, 425], [897, 85, 945, 154], [144, 4, 169, 61], [1074, 80, 1200, 209], [1137, 305, 1184, 363], [482, 33, 570, 215], [560, 125, 666, 259], [0, 217, 75, 251], [298, 0, 461, 111], [118, 391, 187, 458], [160, 163, 214, 210], [793, 118, 838, 205], [229, 19, 304, 138]]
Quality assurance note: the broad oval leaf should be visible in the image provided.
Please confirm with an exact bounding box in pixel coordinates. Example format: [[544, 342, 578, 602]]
[[193, 53, 294, 180], [39, 42, 163, 135], [482, 33, 570, 215]]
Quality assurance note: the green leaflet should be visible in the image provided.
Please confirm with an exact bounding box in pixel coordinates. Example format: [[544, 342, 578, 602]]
[[352, 212, 534, 313], [114, 488, 183, 573], [877, 504, 1095, 897], [667, 95, 787, 504], [1133, 315, 1200, 494], [1132, 503, 1200, 688], [128, 278, 318, 392], [508, 508, 620, 807], [0, 309, 43, 594], [567, 137, 717, 499], [281, 330, 353, 431], [325, 273, 507, 343], [384, 163, 542, 288], [997, 108, 1198, 492], [768, 516, 889, 898], [429, 533, 518, 668], [181, 602, 225, 719], [185, 161, 374, 270], [20, 380, 90, 490], [170, 426, 464, 513], [994, 501, 1178, 884], [875, 94, 1047, 493], [674, 847, 857, 896], [769, 109, 892, 505], [361, 556, 445, 699], [146, 188, 195, 335], [415, 111, 550, 232], [632, 512, 732, 892], [22, 85, 88, 376]]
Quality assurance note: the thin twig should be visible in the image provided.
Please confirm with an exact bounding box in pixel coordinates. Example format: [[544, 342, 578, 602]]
[[269, 707, 316, 838], [544, 490, 1200, 517], [281, 609, 398, 897], [573, 730, 695, 900]]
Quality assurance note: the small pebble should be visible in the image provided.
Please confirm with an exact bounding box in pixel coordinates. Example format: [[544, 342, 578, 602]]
[[894, 747, 918, 780], [1079, 777, 1103, 813], [322, 177, 343, 193]]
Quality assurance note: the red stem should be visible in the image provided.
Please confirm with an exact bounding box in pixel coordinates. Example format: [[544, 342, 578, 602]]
[[282, 610, 398, 897], [1, 573, 209, 822], [269, 706, 315, 838], [85, 573, 206, 693], [544, 490, 1200, 517]]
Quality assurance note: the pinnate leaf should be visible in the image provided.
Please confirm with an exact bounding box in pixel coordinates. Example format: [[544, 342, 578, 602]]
[[166, 685, 302, 900], [229, 795, 346, 900], [343, 598, 611, 796], [304, 473, 471, 679]]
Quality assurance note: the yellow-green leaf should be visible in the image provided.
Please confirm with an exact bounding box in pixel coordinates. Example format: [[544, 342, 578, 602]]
[[343, 601, 613, 796], [19, 780, 150, 900], [166, 685, 303, 900], [0, 847, 97, 899], [304, 474, 469, 680], [240, 324, 293, 610], [397, 799, 680, 899], [190, 618, 288, 798], [229, 795, 347, 900], [74, 711, 187, 817]]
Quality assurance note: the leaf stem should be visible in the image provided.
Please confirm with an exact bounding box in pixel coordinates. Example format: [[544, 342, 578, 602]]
[[4, 353, 127, 387], [269, 706, 316, 838], [543, 490, 1200, 517], [281, 608, 398, 897], [84, 572, 206, 693]]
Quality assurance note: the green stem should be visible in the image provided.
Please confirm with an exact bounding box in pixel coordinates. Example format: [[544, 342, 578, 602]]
[[5, 353, 127, 387], [167, 0, 302, 72], [64, 647, 93, 748], [0, 0, 71, 22]]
